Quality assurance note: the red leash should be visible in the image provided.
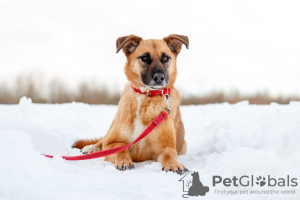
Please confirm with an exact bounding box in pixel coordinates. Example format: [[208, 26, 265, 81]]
[[42, 111, 168, 161]]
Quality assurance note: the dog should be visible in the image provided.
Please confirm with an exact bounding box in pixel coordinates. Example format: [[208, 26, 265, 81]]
[[72, 34, 189, 174]]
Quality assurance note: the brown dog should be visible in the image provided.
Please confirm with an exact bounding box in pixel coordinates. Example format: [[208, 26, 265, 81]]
[[72, 34, 189, 174]]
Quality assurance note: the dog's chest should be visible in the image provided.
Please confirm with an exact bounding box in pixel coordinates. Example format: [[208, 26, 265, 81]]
[[130, 95, 164, 139], [129, 95, 159, 159], [128, 94, 166, 160], [131, 96, 146, 144]]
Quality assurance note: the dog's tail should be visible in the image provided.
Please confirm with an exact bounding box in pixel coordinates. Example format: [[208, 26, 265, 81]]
[[72, 138, 103, 150]]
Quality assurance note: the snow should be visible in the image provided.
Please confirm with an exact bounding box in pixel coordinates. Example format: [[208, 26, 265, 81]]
[[1, 97, 300, 200]]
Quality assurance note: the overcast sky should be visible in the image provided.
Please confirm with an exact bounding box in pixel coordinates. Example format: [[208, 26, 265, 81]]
[[0, 0, 300, 96]]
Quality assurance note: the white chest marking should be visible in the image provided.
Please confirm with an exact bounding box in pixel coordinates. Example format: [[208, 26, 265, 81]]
[[131, 96, 147, 148]]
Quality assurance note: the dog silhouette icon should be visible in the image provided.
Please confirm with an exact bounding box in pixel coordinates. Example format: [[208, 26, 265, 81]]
[[179, 171, 209, 198], [188, 172, 209, 196]]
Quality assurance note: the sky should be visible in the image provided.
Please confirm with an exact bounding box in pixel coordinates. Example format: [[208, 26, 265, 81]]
[[0, 0, 300, 96]]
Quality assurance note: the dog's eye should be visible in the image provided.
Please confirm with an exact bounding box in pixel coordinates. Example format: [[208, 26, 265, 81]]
[[141, 56, 148, 62], [140, 55, 152, 64], [161, 55, 169, 63]]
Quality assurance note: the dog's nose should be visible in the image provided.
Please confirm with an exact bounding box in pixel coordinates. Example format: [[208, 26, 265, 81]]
[[153, 73, 165, 84]]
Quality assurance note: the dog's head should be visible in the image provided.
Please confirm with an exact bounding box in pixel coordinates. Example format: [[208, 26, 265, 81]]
[[116, 34, 189, 91]]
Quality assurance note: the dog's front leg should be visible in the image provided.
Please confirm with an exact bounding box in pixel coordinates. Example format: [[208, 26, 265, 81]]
[[104, 142, 134, 171], [154, 122, 188, 174], [157, 147, 188, 174]]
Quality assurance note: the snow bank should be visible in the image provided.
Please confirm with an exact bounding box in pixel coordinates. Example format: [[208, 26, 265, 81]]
[[0, 99, 299, 200]]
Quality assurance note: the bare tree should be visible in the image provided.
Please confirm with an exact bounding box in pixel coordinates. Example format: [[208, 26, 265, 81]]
[[186, 180, 192, 189], [1, 72, 300, 105]]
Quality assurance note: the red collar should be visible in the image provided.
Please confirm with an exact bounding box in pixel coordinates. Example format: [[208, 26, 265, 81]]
[[131, 83, 170, 97]]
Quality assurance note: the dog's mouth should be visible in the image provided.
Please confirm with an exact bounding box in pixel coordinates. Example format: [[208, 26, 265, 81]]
[[145, 80, 167, 90]]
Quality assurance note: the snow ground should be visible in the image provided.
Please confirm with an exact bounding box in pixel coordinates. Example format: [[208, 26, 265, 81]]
[[0, 97, 300, 200]]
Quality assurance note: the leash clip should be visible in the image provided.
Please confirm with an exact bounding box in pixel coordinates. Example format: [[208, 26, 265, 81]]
[[164, 94, 171, 117]]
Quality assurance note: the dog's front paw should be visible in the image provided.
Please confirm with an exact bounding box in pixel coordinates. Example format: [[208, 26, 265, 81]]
[[162, 161, 188, 175], [81, 144, 101, 154], [115, 159, 134, 171]]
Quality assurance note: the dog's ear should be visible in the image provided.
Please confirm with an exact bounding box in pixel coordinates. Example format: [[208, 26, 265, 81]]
[[116, 35, 142, 55], [163, 34, 189, 54]]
